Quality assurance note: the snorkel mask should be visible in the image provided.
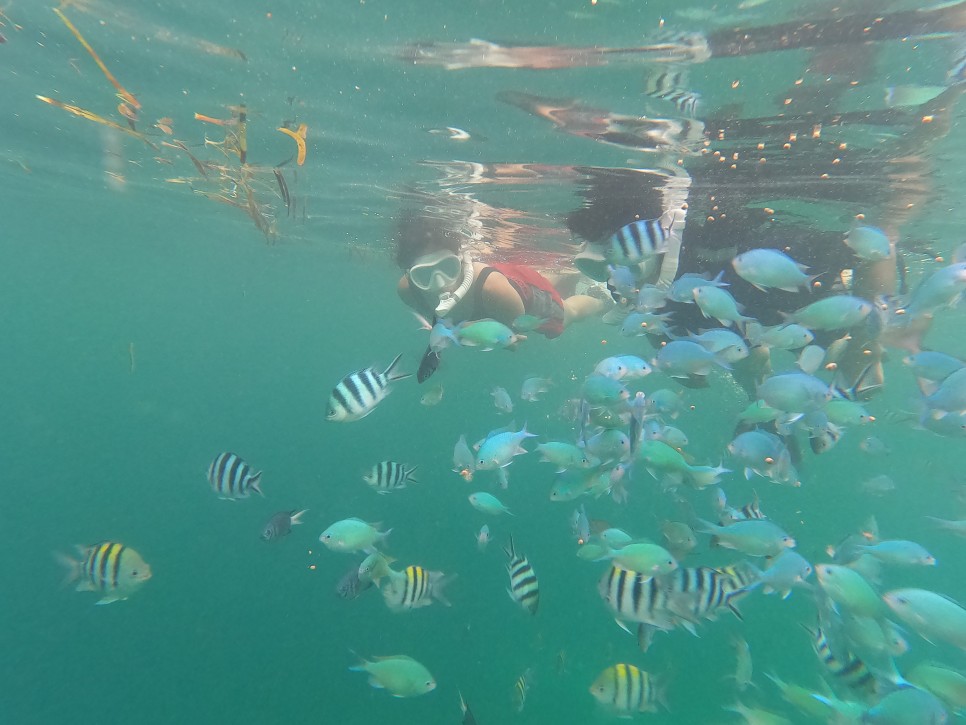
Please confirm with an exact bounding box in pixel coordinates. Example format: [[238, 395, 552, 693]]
[[409, 250, 475, 317]]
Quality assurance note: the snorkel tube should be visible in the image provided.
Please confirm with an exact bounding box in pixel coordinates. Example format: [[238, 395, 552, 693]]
[[435, 251, 475, 317]]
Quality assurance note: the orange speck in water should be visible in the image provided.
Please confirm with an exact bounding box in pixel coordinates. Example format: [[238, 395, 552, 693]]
[[764, 457, 775, 464], [731, 80, 740, 89], [601, 339, 607, 345], [825, 362, 838, 371], [936, 256, 945, 263], [922, 115, 934, 123], [309, 564, 316, 570]]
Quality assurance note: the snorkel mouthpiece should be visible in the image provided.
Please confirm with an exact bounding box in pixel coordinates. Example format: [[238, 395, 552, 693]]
[[435, 251, 475, 316]]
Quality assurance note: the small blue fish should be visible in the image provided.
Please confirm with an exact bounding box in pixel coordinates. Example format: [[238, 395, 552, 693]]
[[845, 225, 891, 261], [520, 376, 552, 401], [693, 286, 754, 327], [789, 295, 873, 331], [491, 386, 513, 414], [476, 424, 535, 471], [655, 340, 730, 379], [732, 248, 814, 292], [668, 272, 726, 304]]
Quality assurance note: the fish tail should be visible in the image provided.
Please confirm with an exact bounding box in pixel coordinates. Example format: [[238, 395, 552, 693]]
[[432, 572, 457, 607], [503, 535, 515, 558], [249, 471, 264, 497], [53, 550, 82, 587], [347, 649, 369, 672], [290, 509, 309, 526], [384, 352, 411, 382]]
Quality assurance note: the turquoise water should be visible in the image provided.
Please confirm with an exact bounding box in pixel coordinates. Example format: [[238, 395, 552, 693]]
[[3, 1, 966, 723]]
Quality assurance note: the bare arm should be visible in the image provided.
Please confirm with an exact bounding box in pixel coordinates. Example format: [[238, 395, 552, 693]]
[[480, 273, 526, 327]]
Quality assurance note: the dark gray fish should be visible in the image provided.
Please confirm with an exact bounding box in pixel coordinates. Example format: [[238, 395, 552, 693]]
[[459, 690, 477, 724], [336, 563, 373, 600], [261, 509, 308, 541]]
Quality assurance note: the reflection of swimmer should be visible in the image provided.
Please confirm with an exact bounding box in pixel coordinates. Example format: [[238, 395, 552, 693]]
[[393, 210, 609, 381], [401, 4, 965, 71]]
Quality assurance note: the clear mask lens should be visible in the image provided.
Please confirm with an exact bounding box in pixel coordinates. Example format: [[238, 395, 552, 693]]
[[409, 253, 461, 291]]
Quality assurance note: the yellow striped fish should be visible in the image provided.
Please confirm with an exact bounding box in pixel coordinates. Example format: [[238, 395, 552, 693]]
[[589, 663, 667, 714], [504, 536, 539, 614], [512, 668, 532, 712], [57, 542, 152, 605], [382, 564, 452, 611]]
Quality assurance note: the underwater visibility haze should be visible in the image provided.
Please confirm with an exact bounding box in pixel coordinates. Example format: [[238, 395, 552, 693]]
[[2, 0, 966, 723]]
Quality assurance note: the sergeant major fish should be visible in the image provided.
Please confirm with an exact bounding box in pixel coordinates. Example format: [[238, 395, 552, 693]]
[[590, 663, 667, 714], [505, 536, 539, 614], [326, 353, 410, 422], [381, 564, 453, 611], [207, 452, 263, 499], [57, 541, 152, 605], [363, 461, 419, 493]]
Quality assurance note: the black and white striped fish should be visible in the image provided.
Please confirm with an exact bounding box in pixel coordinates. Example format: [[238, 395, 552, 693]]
[[207, 452, 263, 499], [505, 536, 539, 615], [382, 565, 451, 611], [363, 461, 419, 493], [599, 563, 758, 634], [261, 509, 308, 541], [605, 219, 669, 265], [643, 68, 701, 117], [804, 622, 878, 695], [326, 353, 410, 422], [665, 563, 758, 625], [57, 541, 152, 605]]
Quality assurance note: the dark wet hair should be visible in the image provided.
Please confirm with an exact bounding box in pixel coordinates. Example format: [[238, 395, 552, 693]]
[[565, 168, 669, 243], [392, 210, 463, 269]]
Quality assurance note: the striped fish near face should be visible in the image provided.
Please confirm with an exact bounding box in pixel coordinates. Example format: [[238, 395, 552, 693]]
[[326, 353, 410, 422], [505, 536, 539, 615], [57, 541, 152, 605], [382, 565, 453, 611], [207, 452, 263, 499], [605, 218, 669, 266]]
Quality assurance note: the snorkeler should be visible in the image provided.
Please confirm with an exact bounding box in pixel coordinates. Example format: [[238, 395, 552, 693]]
[[393, 209, 610, 381]]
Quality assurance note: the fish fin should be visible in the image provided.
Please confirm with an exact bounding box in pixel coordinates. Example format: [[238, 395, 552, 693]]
[[613, 618, 633, 635], [679, 620, 699, 637], [249, 471, 264, 497], [53, 551, 81, 588], [432, 573, 457, 607], [95, 595, 123, 605], [384, 352, 411, 381]]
